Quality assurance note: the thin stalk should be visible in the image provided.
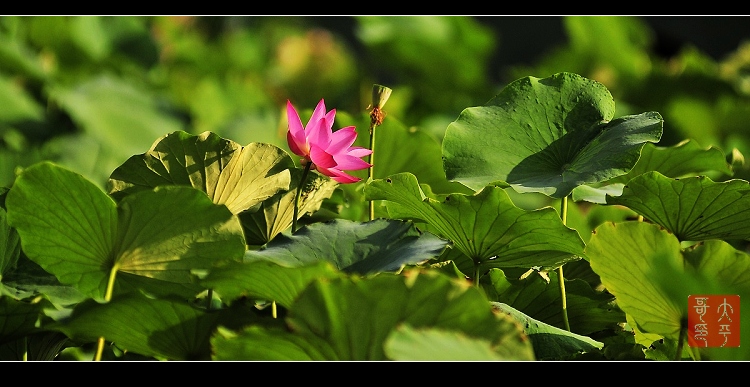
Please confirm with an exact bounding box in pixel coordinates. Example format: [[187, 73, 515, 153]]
[[558, 196, 571, 331], [675, 324, 687, 361], [367, 84, 391, 221], [473, 264, 481, 288], [94, 263, 119, 361], [292, 162, 313, 234], [368, 121, 376, 221], [284, 161, 314, 320], [206, 289, 214, 310]]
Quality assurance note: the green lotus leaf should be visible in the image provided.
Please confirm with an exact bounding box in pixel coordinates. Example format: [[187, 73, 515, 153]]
[[488, 269, 624, 335], [200, 260, 342, 308], [572, 139, 734, 203], [364, 172, 585, 273], [51, 292, 221, 360], [491, 302, 603, 360], [113, 186, 246, 296], [586, 221, 685, 339], [442, 72, 662, 198], [682, 241, 750, 295], [383, 324, 527, 361], [6, 162, 246, 301], [667, 241, 750, 360], [570, 183, 626, 205], [216, 270, 534, 360], [239, 168, 338, 246], [615, 139, 733, 182], [211, 325, 335, 361], [0, 206, 20, 279], [108, 130, 293, 215], [0, 296, 47, 347], [589, 221, 750, 359], [607, 171, 750, 241], [243, 218, 447, 276], [645, 239, 750, 322], [0, 251, 88, 306]]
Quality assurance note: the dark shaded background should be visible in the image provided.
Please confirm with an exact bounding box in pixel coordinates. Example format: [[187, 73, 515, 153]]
[[311, 16, 750, 84]]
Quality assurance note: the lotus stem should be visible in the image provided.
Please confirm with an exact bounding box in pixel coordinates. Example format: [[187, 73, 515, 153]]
[[293, 161, 313, 234], [94, 263, 120, 361], [368, 126, 376, 221], [675, 323, 687, 361], [368, 84, 391, 221], [286, 161, 314, 321], [206, 289, 214, 310], [559, 195, 571, 332]]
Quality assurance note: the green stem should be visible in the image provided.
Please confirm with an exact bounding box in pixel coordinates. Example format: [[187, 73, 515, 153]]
[[285, 161, 313, 320], [473, 263, 481, 288], [368, 122, 377, 221], [675, 323, 687, 361], [558, 196, 571, 331], [94, 263, 120, 361], [292, 162, 313, 234], [206, 289, 214, 310]]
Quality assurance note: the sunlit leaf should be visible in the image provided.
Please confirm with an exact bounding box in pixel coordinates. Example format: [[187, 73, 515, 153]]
[[364, 172, 585, 272], [589, 221, 750, 360], [570, 183, 626, 205], [638, 239, 750, 360], [618, 139, 733, 181], [108, 130, 293, 215], [200, 260, 342, 308], [669, 241, 750, 360], [239, 168, 338, 246], [384, 324, 523, 361], [607, 171, 750, 241], [6, 162, 246, 301], [586, 221, 684, 339], [211, 325, 334, 361], [113, 185, 246, 294], [572, 139, 735, 203], [442, 72, 662, 198]]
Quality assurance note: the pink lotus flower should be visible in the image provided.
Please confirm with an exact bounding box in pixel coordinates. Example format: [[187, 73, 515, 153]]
[[286, 99, 372, 183]]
